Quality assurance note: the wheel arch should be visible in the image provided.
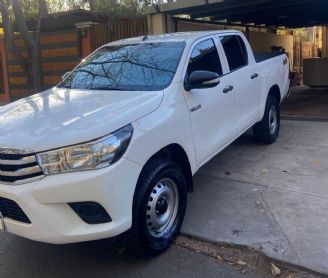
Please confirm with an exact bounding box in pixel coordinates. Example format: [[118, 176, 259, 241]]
[[137, 144, 194, 193], [268, 84, 281, 103]]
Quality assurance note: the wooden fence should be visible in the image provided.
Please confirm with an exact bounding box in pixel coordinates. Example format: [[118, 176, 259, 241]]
[[90, 16, 148, 50], [7, 29, 82, 100], [5, 17, 148, 101]]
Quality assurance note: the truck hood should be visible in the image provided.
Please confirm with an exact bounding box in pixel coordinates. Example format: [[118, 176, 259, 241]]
[[0, 87, 163, 152]]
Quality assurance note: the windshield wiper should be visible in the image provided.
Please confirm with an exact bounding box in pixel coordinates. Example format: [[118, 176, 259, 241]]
[[58, 84, 72, 89], [90, 86, 127, 91]]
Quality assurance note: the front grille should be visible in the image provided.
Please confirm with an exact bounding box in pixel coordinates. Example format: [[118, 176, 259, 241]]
[[0, 149, 44, 184], [0, 197, 31, 223]]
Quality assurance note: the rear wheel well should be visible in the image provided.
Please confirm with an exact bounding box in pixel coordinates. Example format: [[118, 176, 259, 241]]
[[268, 85, 281, 103], [140, 144, 193, 193]]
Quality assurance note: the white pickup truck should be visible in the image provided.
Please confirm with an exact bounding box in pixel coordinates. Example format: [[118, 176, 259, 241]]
[[0, 31, 289, 254]]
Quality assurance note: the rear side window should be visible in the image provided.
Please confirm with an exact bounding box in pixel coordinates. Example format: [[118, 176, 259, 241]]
[[187, 39, 223, 76], [220, 35, 248, 71]]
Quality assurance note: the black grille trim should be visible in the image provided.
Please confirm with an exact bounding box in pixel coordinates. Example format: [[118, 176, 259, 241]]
[[0, 153, 35, 160], [0, 197, 31, 224], [0, 172, 44, 183]]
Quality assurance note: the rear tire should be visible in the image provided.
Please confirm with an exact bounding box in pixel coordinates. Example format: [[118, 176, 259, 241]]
[[131, 158, 187, 255], [253, 95, 280, 144]]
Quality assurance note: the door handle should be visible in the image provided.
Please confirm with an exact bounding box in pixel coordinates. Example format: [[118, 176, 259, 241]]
[[251, 73, 259, 79], [223, 85, 234, 93]]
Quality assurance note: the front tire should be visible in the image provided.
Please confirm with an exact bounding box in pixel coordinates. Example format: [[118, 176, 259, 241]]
[[253, 95, 280, 144], [131, 159, 187, 255]]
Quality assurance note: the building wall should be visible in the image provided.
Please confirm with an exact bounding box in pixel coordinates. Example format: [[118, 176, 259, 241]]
[[176, 20, 225, 32], [249, 31, 294, 66]]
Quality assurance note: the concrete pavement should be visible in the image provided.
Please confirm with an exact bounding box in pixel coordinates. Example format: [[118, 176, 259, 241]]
[[181, 120, 328, 275], [0, 232, 257, 278], [281, 86, 328, 120]]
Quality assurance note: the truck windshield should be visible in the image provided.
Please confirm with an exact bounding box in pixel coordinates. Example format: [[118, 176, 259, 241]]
[[58, 42, 185, 91]]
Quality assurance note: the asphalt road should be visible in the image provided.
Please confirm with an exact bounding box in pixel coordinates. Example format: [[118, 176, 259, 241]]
[[0, 233, 256, 278]]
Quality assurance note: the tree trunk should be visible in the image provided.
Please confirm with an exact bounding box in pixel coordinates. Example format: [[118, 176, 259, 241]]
[[11, 0, 48, 94], [88, 0, 97, 11], [0, 0, 28, 74], [38, 0, 49, 16]]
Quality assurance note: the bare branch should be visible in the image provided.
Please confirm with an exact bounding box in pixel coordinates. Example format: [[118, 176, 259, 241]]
[[38, 0, 49, 16], [11, 0, 35, 48]]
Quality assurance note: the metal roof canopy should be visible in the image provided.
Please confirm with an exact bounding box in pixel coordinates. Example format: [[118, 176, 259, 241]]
[[145, 0, 328, 28]]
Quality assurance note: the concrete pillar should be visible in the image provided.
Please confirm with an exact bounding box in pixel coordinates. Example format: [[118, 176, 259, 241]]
[[147, 13, 173, 35], [75, 22, 97, 57], [80, 29, 93, 58]]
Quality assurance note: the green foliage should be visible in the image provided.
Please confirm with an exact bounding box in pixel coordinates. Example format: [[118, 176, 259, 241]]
[[1, 0, 150, 22], [47, 0, 148, 17]]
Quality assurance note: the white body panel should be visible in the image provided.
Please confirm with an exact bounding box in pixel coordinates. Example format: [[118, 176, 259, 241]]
[[0, 31, 290, 244]]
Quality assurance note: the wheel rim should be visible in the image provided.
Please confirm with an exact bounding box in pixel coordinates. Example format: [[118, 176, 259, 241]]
[[269, 105, 278, 135], [146, 178, 179, 238]]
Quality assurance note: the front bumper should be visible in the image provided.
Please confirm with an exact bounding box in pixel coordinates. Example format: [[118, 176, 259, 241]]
[[0, 158, 142, 244]]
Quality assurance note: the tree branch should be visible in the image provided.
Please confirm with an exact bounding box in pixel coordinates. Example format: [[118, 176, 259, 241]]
[[38, 0, 49, 16], [11, 0, 35, 49]]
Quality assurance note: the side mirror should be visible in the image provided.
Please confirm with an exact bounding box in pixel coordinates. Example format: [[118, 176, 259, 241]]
[[61, 71, 71, 80], [185, 70, 220, 91]]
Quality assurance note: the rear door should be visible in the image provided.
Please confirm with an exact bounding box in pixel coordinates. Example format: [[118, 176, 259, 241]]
[[182, 38, 236, 165], [219, 35, 261, 133]]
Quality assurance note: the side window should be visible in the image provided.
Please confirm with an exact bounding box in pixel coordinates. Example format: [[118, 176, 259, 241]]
[[220, 35, 248, 71], [187, 39, 223, 77]]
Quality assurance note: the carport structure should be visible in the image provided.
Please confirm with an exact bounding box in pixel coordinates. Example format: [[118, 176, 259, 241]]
[[146, 0, 328, 29]]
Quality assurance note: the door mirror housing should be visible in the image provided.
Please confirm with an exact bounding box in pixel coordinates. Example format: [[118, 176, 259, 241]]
[[185, 70, 220, 91]]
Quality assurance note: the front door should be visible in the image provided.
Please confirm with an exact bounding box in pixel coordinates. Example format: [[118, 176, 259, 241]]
[[183, 38, 236, 165]]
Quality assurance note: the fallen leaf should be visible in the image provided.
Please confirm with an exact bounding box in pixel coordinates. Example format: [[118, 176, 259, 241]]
[[285, 274, 293, 278], [262, 168, 269, 174], [260, 209, 266, 213], [271, 263, 281, 277], [235, 259, 247, 266], [217, 255, 224, 261]]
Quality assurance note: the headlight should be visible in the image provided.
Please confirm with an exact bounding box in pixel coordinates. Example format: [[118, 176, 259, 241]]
[[36, 124, 133, 175]]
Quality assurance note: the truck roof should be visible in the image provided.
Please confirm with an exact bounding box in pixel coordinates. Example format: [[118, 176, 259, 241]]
[[107, 30, 241, 46]]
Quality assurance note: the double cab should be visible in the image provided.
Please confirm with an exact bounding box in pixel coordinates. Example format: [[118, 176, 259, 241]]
[[0, 30, 290, 253]]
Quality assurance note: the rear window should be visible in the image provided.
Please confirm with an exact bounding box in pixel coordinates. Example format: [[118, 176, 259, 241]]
[[58, 42, 185, 91], [220, 35, 248, 71]]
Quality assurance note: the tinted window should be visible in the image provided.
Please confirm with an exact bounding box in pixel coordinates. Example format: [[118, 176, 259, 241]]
[[59, 42, 185, 91], [220, 35, 248, 71], [187, 39, 223, 76]]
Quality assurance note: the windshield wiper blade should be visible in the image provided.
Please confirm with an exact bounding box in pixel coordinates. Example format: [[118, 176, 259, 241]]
[[91, 86, 127, 91], [58, 84, 72, 89]]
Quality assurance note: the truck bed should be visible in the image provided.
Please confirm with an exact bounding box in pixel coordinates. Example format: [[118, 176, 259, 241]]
[[254, 51, 286, 63]]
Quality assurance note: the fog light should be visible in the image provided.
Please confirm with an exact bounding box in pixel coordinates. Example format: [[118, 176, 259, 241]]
[[69, 202, 112, 224]]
